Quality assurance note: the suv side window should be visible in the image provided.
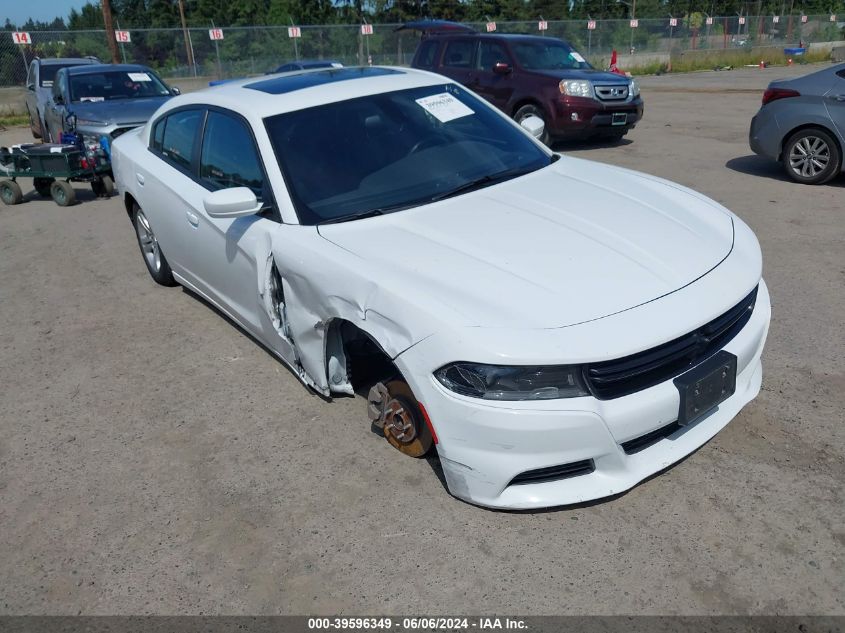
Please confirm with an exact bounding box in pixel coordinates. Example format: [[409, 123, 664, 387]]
[[477, 41, 510, 71], [199, 111, 265, 198], [443, 40, 474, 68], [160, 109, 203, 171], [416, 40, 439, 68]]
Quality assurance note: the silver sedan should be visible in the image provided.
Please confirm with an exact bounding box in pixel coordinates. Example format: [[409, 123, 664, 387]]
[[750, 63, 845, 184]]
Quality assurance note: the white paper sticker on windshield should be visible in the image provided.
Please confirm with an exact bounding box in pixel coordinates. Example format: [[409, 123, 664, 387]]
[[569, 51, 586, 63], [80, 96, 104, 102], [415, 93, 474, 123], [128, 72, 152, 82]]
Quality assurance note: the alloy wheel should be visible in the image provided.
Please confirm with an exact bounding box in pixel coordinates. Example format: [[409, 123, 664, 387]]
[[789, 135, 830, 179], [135, 210, 162, 273]]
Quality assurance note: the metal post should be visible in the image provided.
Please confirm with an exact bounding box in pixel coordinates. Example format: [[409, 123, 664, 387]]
[[101, 0, 120, 64], [116, 19, 127, 63], [177, 0, 195, 74], [290, 18, 299, 61], [211, 20, 221, 79], [187, 28, 197, 77], [19, 41, 29, 82]]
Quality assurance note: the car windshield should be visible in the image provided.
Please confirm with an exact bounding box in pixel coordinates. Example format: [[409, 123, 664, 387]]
[[511, 40, 592, 70], [68, 70, 170, 103], [265, 84, 552, 225]]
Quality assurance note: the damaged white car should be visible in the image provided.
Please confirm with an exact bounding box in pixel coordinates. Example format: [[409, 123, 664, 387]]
[[112, 67, 770, 509]]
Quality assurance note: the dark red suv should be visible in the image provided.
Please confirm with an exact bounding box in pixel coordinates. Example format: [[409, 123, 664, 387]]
[[411, 32, 644, 144]]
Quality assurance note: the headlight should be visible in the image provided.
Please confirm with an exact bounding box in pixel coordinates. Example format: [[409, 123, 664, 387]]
[[630, 78, 640, 97], [434, 362, 589, 400], [75, 119, 108, 127], [559, 79, 593, 98]]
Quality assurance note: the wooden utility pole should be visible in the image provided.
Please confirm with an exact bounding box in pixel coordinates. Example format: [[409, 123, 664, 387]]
[[177, 0, 195, 70], [101, 0, 120, 64]]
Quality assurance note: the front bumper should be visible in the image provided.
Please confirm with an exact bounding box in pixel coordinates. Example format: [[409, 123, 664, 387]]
[[549, 95, 644, 138], [396, 280, 770, 510]]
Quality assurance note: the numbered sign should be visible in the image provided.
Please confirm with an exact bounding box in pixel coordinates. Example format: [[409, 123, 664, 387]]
[[772, 15, 780, 23], [705, 16, 713, 25], [538, 20, 548, 31], [486, 22, 497, 32], [830, 14, 837, 21], [630, 19, 639, 28], [361, 23, 373, 35], [801, 15, 808, 22], [288, 26, 301, 38], [115, 30, 131, 42], [587, 20, 597, 30], [738, 16, 746, 24], [669, 17, 678, 26], [209, 28, 224, 40], [12, 32, 32, 45]]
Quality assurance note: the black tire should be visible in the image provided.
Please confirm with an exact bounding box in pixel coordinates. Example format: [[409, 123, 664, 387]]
[[132, 203, 177, 286], [34, 177, 54, 198], [100, 175, 115, 197], [50, 181, 76, 207], [782, 128, 842, 185], [28, 108, 41, 140], [514, 103, 551, 146], [0, 180, 23, 205]]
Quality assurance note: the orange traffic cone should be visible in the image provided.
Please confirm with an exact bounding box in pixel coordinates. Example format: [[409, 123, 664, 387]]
[[788, 57, 793, 65], [759, 59, 765, 69]]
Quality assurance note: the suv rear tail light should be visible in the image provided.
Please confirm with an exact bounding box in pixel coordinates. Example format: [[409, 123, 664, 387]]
[[762, 87, 800, 105]]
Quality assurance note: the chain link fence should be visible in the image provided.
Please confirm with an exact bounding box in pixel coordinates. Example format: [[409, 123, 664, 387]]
[[2, 15, 843, 86]]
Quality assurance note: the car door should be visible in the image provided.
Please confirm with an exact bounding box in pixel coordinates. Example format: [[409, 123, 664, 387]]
[[470, 40, 516, 111], [826, 69, 845, 147], [44, 70, 68, 141], [190, 108, 286, 343], [438, 38, 477, 88]]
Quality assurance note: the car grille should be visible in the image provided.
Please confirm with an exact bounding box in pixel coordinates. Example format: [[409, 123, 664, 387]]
[[584, 286, 759, 400], [509, 459, 595, 486], [595, 84, 629, 101], [621, 421, 682, 454]]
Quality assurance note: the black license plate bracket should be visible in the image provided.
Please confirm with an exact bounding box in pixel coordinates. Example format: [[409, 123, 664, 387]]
[[674, 351, 737, 426]]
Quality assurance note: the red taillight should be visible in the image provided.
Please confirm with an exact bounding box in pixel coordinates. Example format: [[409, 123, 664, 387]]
[[80, 157, 90, 169], [762, 87, 800, 105]]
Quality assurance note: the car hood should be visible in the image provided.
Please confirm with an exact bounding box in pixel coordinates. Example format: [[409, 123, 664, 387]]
[[68, 96, 171, 126], [530, 68, 631, 84], [318, 157, 734, 329]]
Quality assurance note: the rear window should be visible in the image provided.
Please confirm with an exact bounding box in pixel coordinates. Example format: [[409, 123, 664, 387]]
[[416, 40, 439, 68], [39, 64, 75, 87], [160, 109, 203, 171], [443, 40, 474, 68]]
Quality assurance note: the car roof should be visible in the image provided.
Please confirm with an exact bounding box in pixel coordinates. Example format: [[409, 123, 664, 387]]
[[38, 57, 99, 66], [162, 66, 449, 119], [64, 63, 154, 76], [287, 59, 342, 66], [428, 32, 567, 43]]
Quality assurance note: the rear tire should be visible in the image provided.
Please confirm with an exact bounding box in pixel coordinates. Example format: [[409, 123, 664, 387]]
[[132, 203, 177, 286], [28, 108, 42, 140], [514, 104, 551, 146], [0, 180, 23, 205], [782, 128, 841, 184], [50, 181, 76, 206]]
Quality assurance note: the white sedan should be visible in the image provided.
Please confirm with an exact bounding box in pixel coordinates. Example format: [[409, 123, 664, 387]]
[[112, 67, 770, 509]]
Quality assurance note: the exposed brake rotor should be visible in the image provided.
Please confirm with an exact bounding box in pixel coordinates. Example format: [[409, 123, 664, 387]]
[[367, 380, 433, 458]]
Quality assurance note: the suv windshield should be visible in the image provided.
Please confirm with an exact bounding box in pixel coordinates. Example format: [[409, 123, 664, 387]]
[[511, 40, 592, 70], [69, 70, 171, 103], [265, 84, 552, 225]]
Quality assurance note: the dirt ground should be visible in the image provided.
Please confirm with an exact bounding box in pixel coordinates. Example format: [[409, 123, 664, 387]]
[[0, 63, 842, 615]]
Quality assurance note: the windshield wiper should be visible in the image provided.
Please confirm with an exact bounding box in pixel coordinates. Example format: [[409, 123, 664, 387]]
[[428, 165, 541, 203], [316, 209, 384, 226]]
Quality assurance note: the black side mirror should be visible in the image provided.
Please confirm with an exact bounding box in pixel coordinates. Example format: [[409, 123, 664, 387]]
[[54, 94, 65, 105], [493, 62, 512, 75], [170, 86, 181, 95], [27, 83, 35, 91]]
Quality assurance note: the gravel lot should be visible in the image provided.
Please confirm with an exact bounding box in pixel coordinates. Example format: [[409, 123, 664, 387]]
[[1, 63, 843, 616]]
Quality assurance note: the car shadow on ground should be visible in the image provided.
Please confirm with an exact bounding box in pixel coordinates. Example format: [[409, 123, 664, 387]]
[[726, 154, 845, 187], [551, 137, 633, 152]]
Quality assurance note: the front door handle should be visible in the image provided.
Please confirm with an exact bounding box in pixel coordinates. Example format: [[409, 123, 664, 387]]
[[186, 210, 199, 226]]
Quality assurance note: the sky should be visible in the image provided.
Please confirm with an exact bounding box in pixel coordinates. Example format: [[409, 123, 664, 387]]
[[3, 0, 91, 26]]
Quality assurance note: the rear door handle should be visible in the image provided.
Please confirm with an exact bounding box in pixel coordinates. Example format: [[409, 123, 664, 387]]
[[186, 211, 199, 226], [136, 173, 144, 185], [830, 94, 845, 101]]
